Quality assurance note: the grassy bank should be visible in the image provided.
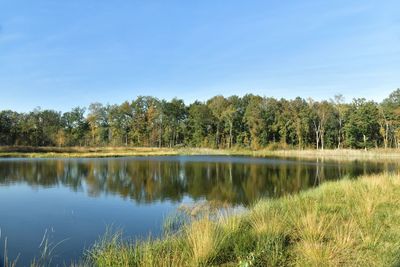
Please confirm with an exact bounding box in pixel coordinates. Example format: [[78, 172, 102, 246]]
[[1, 146, 400, 160], [86, 172, 400, 267]]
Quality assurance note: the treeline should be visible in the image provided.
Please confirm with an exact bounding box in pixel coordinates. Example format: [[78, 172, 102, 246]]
[[1, 89, 399, 149]]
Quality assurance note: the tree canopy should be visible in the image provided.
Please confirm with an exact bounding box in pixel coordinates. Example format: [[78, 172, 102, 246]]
[[1, 89, 400, 149]]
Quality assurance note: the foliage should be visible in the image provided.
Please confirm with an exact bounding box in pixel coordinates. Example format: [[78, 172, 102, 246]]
[[1, 89, 400, 149]]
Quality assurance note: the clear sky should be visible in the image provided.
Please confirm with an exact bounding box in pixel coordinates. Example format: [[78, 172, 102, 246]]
[[0, 0, 399, 112]]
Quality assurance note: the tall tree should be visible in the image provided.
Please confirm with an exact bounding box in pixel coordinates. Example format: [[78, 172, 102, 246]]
[[188, 101, 214, 147], [207, 96, 228, 148], [289, 98, 310, 149], [331, 94, 348, 149], [381, 89, 400, 148], [0, 110, 20, 145], [62, 107, 88, 146], [163, 98, 186, 147], [222, 101, 236, 148], [345, 99, 381, 150], [87, 103, 109, 145], [130, 97, 147, 146], [309, 100, 335, 150], [244, 95, 266, 149]]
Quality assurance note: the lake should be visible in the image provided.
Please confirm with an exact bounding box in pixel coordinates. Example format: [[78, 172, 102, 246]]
[[0, 155, 396, 266]]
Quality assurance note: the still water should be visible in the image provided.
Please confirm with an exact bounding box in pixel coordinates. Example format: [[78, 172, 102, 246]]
[[0, 155, 396, 265]]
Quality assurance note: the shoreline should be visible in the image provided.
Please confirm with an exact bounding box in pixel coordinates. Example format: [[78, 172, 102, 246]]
[[1, 146, 400, 161]]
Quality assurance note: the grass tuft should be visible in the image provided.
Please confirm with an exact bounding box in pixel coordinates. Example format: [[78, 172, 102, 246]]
[[85, 172, 400, 266]]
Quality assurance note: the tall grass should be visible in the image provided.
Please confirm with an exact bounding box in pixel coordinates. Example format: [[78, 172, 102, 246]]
[[86, 172, 400, 266], [29, 228, 70, 267], [0, 228, 71, 267], [0, 229, 19, 267]]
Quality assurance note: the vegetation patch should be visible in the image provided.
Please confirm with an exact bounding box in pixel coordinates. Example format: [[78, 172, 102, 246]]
[[3, 146, 400, 161], [1, 90, 400, 151], [84, 172, 400, 267]]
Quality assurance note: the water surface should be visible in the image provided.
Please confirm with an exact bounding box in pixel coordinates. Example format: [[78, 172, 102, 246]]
[[0, 155, 395, 266]]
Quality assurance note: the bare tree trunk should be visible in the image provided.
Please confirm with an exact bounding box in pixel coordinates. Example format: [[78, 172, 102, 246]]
[[229, 121, 233, 149], [321, 131, 324, 150], [158, 126, 162, 148], [385, 123, 389, 149], [216, 123, 220, 148], [313, 121, 320, 150], [338, 119, 342, 149], [363, 134, 367, 151]]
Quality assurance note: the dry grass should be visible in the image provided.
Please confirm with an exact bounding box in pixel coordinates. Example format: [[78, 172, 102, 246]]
[[249, 207, 288, 236], [253, 148, 400, 161], [185, 218, 227, 265], [86, 172, 400, 267], [2, 146, 400, 161], [0, 146, 181, 158]]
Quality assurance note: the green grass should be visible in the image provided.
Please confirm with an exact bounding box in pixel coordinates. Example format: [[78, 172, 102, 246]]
[[84, 172, 400, 267]]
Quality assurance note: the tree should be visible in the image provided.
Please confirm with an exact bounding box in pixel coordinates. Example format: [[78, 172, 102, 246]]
[[119, 101, 134, 146], [162, 98, 187, 147], [108, 104, 126, 146], [207, 96, 228, 148], [331, 95, 348, 149], [381, 89, 400, 148], [1, 91, 399, 150], [222, 101, 236, 148], [345, 99, 381, 150], [40, 109, 63, 146], [244, 95, 266, 149], [144, 96, 161, 147], [187, 101, 214, 147], [309, 100, 335, 150], [289, 98, 310, 149], [0, 110, 20, 145], [276, 99, 292, 147], [87, 103, 109, 145], [62, 107, 88, 146], [130, 97, 147, 146]]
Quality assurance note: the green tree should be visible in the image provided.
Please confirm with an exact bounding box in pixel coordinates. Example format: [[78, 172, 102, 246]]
[[244, 95, 266, 149], [309, 100, 336, 150], [380, 89, 400, 148], [0, 110, 20, 145], [345, 99, 381, 150], [331, 94, 348, 149], [87, 103, 109, 145], [207, 96, 228, 148], [289, 98, 310, 149], [130, 97, 147, 146], [62, 107, 88, 146], [162, 98, 187, 147], [222, 100, 236, 148], [188, 101, 214, 147]]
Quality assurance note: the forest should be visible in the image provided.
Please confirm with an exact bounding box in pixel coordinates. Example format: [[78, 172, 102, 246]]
[[0, 89, 399, 150]]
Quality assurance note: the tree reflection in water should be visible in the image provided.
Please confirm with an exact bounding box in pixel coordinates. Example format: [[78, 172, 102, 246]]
[[0, 156, 396, 206]]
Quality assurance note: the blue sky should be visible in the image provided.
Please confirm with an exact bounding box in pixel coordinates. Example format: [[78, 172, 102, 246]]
[[0, 0, 399, 112]]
